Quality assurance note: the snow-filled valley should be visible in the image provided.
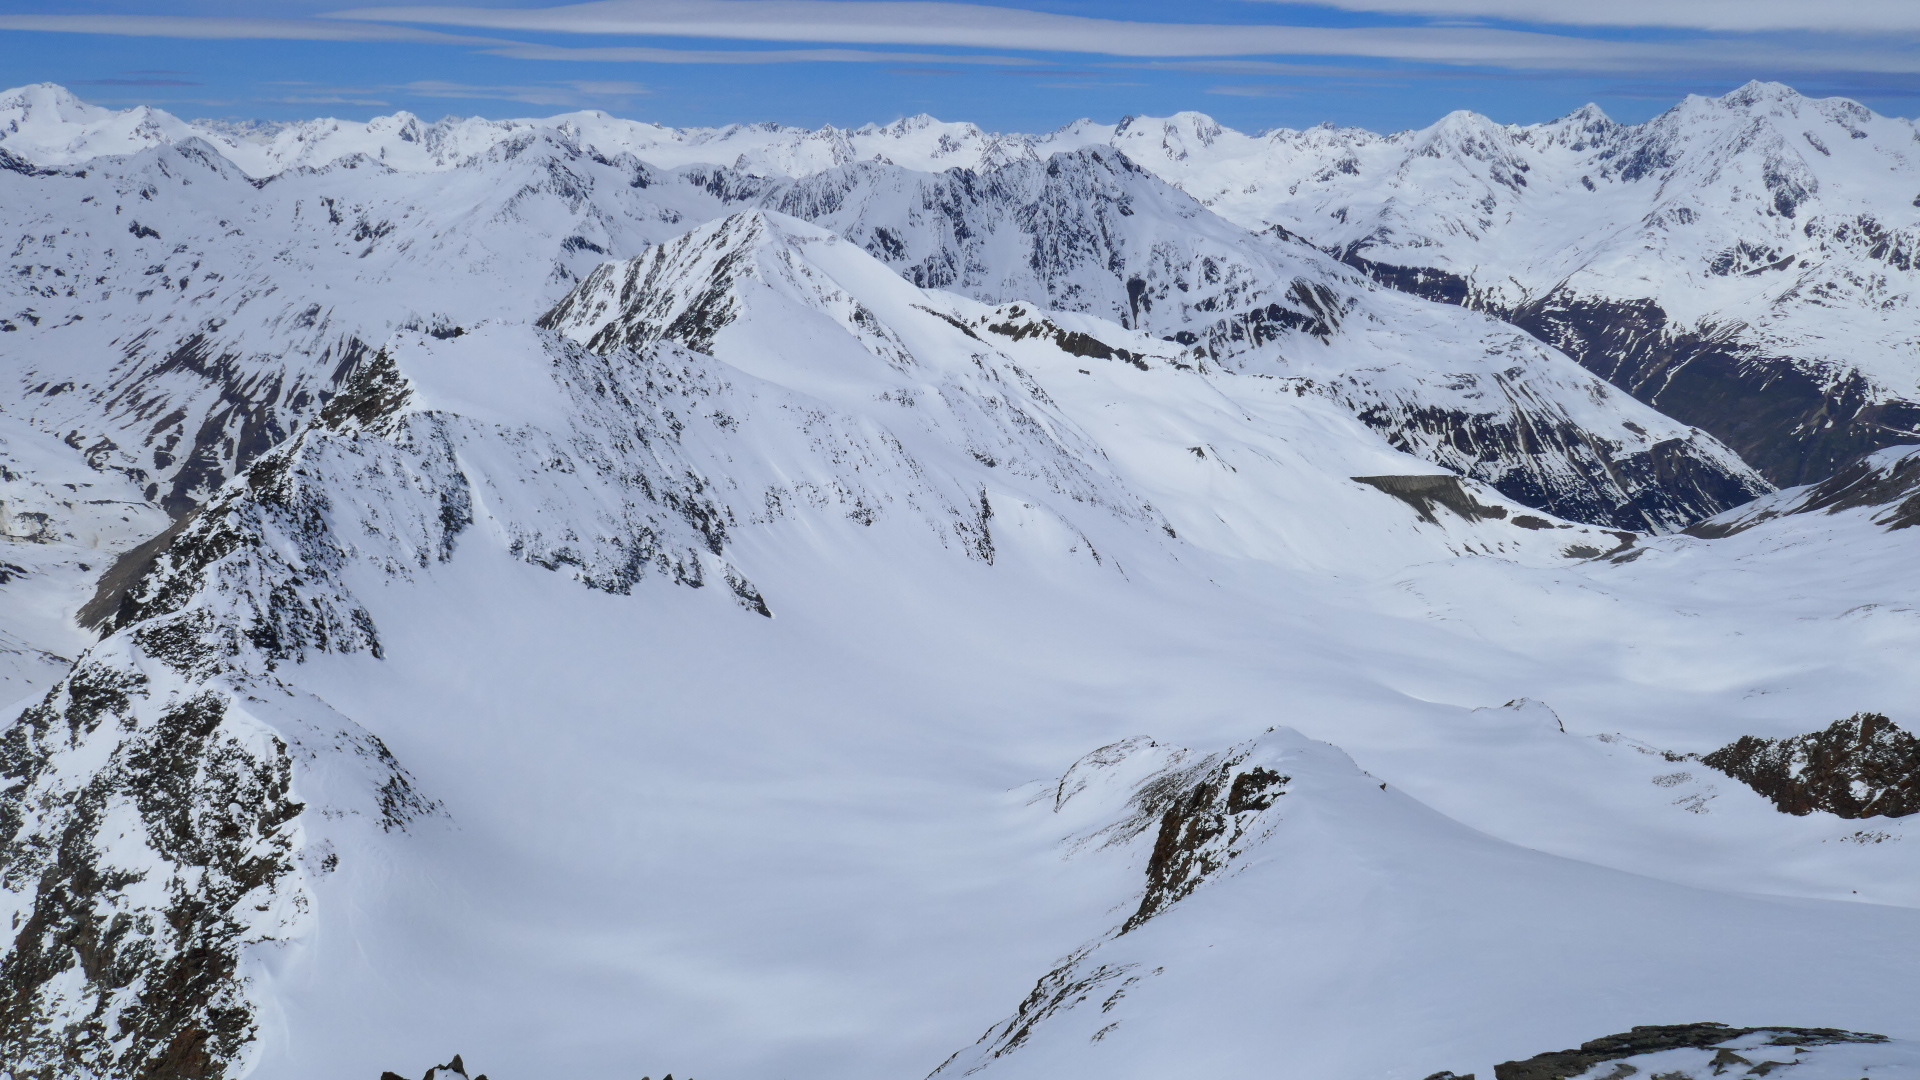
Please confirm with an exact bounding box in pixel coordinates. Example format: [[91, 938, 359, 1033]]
[[3, 82, 1920, 1080]]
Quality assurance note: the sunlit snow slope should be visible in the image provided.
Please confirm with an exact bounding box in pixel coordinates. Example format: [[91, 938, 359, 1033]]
[[1, 85, 1918, 1080]]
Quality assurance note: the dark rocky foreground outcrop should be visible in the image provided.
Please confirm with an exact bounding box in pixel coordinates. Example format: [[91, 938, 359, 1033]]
[[931, 737, 1296, 1074], [1476, 1023, 1887, 1080], [1703, 713, 1920, 819], [380, 1053, 489, 1080], [379, 1056, 699, 1080]]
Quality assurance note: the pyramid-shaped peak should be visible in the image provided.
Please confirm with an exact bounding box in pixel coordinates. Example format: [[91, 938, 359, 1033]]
[[1415, 109, 1518, 152], [540, 209, 847, 355], [1430, 109, 1505, 131], [883, 113, 947, 131], [1718, 80, 1805, 108]]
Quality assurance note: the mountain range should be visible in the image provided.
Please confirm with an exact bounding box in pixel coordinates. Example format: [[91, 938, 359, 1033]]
[[2, 81, 1918, 1080]]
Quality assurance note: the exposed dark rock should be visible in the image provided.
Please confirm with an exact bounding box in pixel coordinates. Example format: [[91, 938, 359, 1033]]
[[98, 330, 362, 518], [0, 683, 304, 1079], [1340, 254, 1920, 489], [1687, 447, 1920, 538], [77, 507, 203, 633], [319, 347, 413, 432], [1353, 474, 1510, 525], [937, 943, 1145, 1068], [1505, 292, 1920, 489], [983, 307, 1148, 370], [1703, 713, 1920, 818], [1492, 1023, 1886, 1080], [380, 1055, 491, 1080], [1120, 755, 1288, 934], [1335, 381, 1764, 532]]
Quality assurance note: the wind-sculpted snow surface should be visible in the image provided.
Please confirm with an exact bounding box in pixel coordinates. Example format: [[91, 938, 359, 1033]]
[[2, 84, 1920, 1080], [934, 728, 1920, 1080]]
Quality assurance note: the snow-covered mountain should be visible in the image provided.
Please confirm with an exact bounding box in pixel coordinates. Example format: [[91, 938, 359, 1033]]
[[0, 89, 1766, 534], [3, 85, 1919, 1080], [11, 78, 1914, 496], [1103, 83, 1920, 489]]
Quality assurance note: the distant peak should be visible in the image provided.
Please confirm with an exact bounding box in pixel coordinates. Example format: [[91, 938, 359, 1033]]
[[0, 81, 109, 119], [1718, 80, 1803, 108]]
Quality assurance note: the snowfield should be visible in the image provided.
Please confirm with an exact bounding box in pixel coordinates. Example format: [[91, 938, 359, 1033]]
[[1, 83, 1919, 1080]]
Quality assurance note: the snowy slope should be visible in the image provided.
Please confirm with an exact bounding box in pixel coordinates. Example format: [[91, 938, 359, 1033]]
[[3, 87, 1920, 1080], [13, 75, 1884, 491], [1103, 86, 1920, 488], [0, 124, 749, 518], [0, 97, 1769, 533]]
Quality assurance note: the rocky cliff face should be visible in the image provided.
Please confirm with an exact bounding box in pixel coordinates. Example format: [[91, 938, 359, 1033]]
[[1704, 713, 1920, 819], [1477, 1023, 1894, 1080]]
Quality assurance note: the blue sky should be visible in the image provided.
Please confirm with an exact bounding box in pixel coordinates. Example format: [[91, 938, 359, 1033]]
[[4, 1, 1919, 133]]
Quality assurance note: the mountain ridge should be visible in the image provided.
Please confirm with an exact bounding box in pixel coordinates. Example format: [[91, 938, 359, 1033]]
[[3, 81, 1920, 1080]]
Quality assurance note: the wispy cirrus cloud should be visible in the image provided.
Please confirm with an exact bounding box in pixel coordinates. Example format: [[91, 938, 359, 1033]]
[[484, 42, 1038, 65], [319, 1, 1690, 63], [72, 77, 204, 87], [1207, 84, 1303, 98], [0, 14, 511, 45], [402, 77, 649, 104], [316, 0, 1920, 74], [261, 78, 650, 108], [3, 1, 1920, 80], [1252, 0, 1920, 34]]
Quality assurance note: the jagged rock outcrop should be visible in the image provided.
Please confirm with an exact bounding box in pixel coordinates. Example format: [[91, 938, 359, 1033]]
[[380, 1052, 492, 1080], [933, 732, 1308, 1074], [1703, 713, 1920, 819], [1490, 1023, 1889, 1080]]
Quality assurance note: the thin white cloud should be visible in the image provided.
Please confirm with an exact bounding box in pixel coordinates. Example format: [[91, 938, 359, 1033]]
[[322, 1, 1679, 61], [0, 14, 511, 45], [260, 79, 652, 107], [6, 4, 1920, 77], [485, 42, 1038, 64], [1255, 0, 1920, 34], [564, 79, 653, 94], [278, 95, 397, 106], [1207, 84, 1301, 98], [400, 78, 651, 104], [320, 0, 1920, 73]]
